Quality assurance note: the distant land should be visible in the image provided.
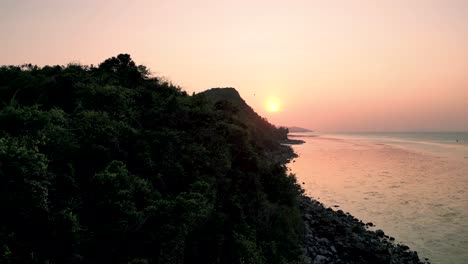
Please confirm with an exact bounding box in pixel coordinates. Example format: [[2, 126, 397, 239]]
[[288, 126, 314, 133]]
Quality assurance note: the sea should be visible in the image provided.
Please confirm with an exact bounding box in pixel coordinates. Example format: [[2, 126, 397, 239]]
[[288, 132, 468, 264]]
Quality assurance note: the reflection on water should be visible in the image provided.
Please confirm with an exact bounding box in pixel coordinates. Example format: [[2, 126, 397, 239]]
[[289, 134, 468, 264]]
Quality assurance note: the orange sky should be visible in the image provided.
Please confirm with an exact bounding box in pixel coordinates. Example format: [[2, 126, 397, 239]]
[[1, 0, 467, 132]]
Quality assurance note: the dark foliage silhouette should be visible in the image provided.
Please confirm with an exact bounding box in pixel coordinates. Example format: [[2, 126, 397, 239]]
[[0, 54, 304, 263]]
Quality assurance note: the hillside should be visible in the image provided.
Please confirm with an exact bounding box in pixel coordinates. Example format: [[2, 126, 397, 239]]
[[0, 54, 305, 263], [0, 54, 426, 264], [198, 88, 296, 162], [198, 87, 247, 109], [199, 88, 289, 145]]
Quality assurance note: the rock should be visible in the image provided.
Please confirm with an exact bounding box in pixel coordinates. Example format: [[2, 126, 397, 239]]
[[399, 244, 410, 251], [299, 196, 428, 264], [313, 255, 328, 264], [316, 237, 331, 245], [318, 248, 331, 256], [352, 225, 363, 233], [375, 229, 385, 237], [307, 246, 317, 255]]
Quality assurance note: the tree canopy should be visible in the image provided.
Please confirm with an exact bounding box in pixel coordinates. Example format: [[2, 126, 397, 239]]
[[0, 54, 305, 263]]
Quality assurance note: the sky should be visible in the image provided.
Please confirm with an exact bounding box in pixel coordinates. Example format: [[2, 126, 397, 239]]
[[1, 0, 467, 132]]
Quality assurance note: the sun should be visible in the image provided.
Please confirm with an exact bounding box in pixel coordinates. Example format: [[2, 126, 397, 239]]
[[266, 97, 281, 112]]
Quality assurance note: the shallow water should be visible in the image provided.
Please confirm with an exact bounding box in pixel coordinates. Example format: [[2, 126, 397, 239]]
[[288, 133, 468, 264]]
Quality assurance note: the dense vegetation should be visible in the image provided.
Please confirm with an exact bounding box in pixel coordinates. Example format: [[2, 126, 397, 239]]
[[0, 54, 305, 263]]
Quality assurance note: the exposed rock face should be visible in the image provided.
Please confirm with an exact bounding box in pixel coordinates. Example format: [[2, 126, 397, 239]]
[[300, 196, 429, 264]]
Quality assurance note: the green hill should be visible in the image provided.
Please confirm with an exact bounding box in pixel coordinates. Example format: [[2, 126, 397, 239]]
[[0, 54, 426, 264], [198, 88, 289, 149], [0, 54, 304, 263]]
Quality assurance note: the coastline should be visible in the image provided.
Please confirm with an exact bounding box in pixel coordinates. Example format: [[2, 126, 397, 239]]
[[281, 138, 306, 145], [300, 196, 427, 264], [289, 134, 468, 263], [282, 135, 429, 263]]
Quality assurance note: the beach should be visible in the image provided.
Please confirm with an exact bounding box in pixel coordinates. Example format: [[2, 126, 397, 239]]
[[289, 134, 468, 264]]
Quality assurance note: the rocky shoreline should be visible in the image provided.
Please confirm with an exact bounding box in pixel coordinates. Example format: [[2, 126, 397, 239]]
[[281, 138, 306, 145], [278, 136, 429, 263], [300, 196, 430, 264]]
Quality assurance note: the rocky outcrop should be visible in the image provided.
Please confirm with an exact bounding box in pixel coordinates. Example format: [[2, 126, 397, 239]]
[[300, 196, 430, 264]]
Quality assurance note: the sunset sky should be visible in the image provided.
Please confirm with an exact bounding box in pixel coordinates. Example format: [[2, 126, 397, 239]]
[[1, 0, 467, 132]]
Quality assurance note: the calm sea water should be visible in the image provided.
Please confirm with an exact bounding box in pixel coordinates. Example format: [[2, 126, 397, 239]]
[[333, 132, 468, 158], [288, 132, 468, 264]]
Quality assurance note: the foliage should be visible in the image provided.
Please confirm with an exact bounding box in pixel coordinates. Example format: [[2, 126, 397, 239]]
[[0, 54, 305, 263]]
